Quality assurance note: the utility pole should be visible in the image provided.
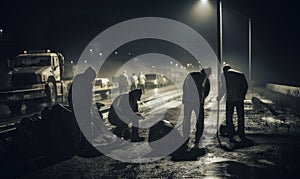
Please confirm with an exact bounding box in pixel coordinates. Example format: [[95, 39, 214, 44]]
[[217, 0, 223, 87]]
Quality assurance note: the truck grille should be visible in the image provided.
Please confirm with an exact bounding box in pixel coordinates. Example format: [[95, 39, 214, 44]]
[[11, 73, 40, 87]]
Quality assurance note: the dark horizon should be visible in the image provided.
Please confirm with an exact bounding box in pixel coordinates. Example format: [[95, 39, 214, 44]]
[[0, 0, 299, 87]]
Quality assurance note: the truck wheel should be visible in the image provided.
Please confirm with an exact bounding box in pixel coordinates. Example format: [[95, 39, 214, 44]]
[[46, 82, 57, 106], [8, 102, 22, 115]]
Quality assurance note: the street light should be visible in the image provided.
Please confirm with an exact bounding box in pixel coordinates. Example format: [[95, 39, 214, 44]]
[[249, 18, 252, 81], [0, 29, 3, 41], [200, 0, 223, 87], [230, 9, 252, 81], [217, 0, 223, 77], [200, 0, 251, 81]]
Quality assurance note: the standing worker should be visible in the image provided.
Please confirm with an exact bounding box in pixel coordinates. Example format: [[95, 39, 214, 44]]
[[182, 67, 211, 149], [118, 71, 130, 94], [130, 73, 138, 91], [217, 65, 248, 143], [138, 72, 146, 94], [68, 66, 97, 143]]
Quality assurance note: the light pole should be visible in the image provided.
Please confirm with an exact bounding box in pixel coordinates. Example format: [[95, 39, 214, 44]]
[[230, 9, 252, 81], [249, 18, 252, 81], [216, 0, 223, 89], [199, 0, 222, 91], [0, 29, 3, 41], [200, 0, 251, 81], [215, 0, 223, 144]]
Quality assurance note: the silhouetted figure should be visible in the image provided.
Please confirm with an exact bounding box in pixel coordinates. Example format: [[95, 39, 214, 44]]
[[217, 65, 248, 142], [182, 67, 211, 148], [118, 71, 130, 94], [68, 66, 97, 143], [130, 73, 138, 91], [8, 67, 99, 163], [138, 72, 146, 94], [108, 89, 145, 142]]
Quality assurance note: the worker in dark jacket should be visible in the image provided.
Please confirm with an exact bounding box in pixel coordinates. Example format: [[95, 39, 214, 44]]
[[108, 88, 145, 142], [68, 66, 97, 142], [217, 65, 248, 142], [182, 67, 211, 148], [118, 71, 130, 94]]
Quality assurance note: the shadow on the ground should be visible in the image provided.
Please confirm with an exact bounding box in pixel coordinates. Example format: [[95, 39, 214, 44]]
[[0, 155, 72, 178]]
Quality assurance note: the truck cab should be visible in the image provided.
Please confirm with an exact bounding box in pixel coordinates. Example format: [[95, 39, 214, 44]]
[[9, 50, 63, 87], [1, 50, 66, 114]]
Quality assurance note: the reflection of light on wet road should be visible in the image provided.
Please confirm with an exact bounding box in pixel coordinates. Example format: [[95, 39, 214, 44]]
[[203, 153, 231, 164], [260, 99, 273, 104]]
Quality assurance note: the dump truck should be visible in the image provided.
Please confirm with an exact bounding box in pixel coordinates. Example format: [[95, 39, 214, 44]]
[[0, 50, 117, 114]]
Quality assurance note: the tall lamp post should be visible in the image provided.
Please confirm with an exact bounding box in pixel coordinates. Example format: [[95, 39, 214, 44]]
[[199, 0, 223, 96], [199, 0, 251, 81], [216, 0, 223, 138], [230, 9, 252, 81], [211, 0, 252, 82], [0, 29, 3, 41], [249, 18, 251, 81], [216, 0, 223, 89]]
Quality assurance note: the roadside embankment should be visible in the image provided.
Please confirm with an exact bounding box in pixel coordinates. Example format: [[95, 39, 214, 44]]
[[266, 83, 300, 98], [252, 83, 300, 116]]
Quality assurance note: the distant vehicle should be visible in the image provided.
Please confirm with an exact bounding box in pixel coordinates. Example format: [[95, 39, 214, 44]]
[[161, 75, 171, 86], [145, 73, 164, 88], [93, 78, 118, 100], [0, 50, 117, 114]]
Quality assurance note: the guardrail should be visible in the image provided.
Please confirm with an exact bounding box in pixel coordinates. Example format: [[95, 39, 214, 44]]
[[266, 83, 300, 98]]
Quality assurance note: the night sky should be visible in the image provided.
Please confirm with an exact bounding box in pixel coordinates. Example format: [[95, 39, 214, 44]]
[[0, 0, 299, 87]]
